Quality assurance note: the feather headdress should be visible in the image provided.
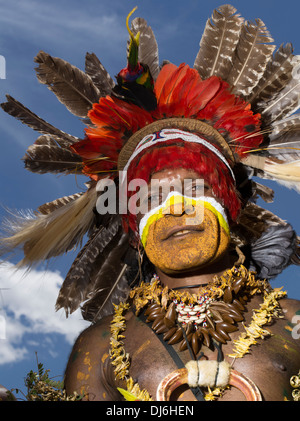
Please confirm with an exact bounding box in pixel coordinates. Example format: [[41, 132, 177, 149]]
[[1, 5, 300, 321]]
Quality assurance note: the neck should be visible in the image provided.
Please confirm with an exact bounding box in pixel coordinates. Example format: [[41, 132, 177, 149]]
[[155, 253, 232, 294]]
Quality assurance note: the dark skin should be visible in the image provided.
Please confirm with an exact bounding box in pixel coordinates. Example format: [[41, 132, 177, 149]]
[[64, 169, 300, 401], [64, 296, 300, 401]]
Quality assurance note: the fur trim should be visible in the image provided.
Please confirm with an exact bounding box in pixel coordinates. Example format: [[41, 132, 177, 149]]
[[185, 360, 231, 388], [0, 185, 97, 266]]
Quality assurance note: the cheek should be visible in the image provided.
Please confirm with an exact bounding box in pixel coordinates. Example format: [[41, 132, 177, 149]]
[[143, 222, 163, 267], [143, 211, 230, 273], [216, 225, 231, 257]]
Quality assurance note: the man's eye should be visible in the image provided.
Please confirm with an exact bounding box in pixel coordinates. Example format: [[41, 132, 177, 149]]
[[188, 183, 204, 196], [147, 193, 162, 207], [148, 194, 159, 202]]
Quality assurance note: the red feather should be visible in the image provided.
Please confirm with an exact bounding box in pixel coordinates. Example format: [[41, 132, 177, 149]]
[[186, 76, 221, 116], [73, 63, 263, 180], [154, 62, 178, 102]]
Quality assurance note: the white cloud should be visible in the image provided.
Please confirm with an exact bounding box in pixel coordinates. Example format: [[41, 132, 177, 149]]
[[0, 261, 89, 365]]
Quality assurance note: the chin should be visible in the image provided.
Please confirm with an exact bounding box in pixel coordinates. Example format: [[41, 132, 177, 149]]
[[154, 249, 229, 276], [156, 257, 214, 275]]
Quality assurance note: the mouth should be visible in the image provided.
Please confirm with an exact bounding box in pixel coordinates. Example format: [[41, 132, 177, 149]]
[[163, 225, 204, 240]]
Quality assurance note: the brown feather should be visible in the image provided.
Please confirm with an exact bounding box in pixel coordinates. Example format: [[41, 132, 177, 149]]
[[37, 192, 84, 215], [231, 201, 288, 248], [34, 51, 101, 118], [242, 154, 300, 192], [1, 95, 78, 147], [131, 17, 160, 81], [56, 216, 127, 316], [23, 134, 82, 174], [85, 52, 115, 95], [225, 18, 275, 97], [194, 4, 243, 80], [80, 230, 130, 322], [247, 43, 296, 104], [260, 56, 300, 123]]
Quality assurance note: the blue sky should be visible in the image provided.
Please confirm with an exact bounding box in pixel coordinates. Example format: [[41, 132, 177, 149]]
[[1, 0, 300, 398]]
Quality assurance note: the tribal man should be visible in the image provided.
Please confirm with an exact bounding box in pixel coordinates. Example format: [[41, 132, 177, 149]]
[[1, 5, 300, 401]]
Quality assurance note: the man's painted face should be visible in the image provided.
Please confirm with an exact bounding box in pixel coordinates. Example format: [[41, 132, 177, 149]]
[[137, 168, 231, 274]]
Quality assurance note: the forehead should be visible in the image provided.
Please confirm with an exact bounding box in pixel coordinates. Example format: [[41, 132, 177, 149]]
[[150, 168, 208, 183]]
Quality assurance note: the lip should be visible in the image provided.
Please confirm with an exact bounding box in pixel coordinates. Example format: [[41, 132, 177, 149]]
[[163, 224, 204, 241]]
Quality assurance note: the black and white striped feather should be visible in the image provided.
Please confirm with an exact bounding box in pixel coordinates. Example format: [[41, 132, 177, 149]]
[[80, 231, 130, 322], [225, 18, 275, 97], [85, 52, 115, 95], [247, 43, 296, 105], [194, 4, 243, 80], [266, 115, 300, 162], [259, 54, 300, 123]]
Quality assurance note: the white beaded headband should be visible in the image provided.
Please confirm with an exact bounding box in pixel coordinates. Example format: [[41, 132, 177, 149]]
[[120, 128, 236, 184]]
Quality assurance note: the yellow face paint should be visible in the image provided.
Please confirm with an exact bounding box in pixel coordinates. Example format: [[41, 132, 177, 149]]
[[139, 192, 229, 248]]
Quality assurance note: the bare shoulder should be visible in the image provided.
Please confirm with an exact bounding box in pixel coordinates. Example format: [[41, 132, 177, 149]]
[[72, 315, 113, 350], [64, 315, 121, 401], [280, 297, 300, 323]]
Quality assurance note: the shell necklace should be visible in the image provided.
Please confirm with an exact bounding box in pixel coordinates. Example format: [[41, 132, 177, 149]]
[[131, 265, 271, 355], [110, 265, 286, 400]]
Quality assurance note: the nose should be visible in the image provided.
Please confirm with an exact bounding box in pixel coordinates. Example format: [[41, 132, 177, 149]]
[[164, 195, 195, 217]]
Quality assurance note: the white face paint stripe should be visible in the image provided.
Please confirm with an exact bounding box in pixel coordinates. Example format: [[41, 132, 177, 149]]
[[121, 128, 235, 184]]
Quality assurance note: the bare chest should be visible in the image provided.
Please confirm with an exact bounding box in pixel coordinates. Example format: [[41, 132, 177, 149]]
[[122, 299, 300, 401]]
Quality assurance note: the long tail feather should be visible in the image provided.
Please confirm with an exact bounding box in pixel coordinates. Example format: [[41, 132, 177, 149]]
[[247, 43, 296, 105], [23, 134, 82, 174], [226, 18, 275, 97], [55, 215, 126, 316], [80, 231, 130, 322], [85, 52, 115, 95], [0, 185, 97, 265], [1, 95, 78, 147], [194, 4, 243, 80], [131, 17, 160, 81]]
